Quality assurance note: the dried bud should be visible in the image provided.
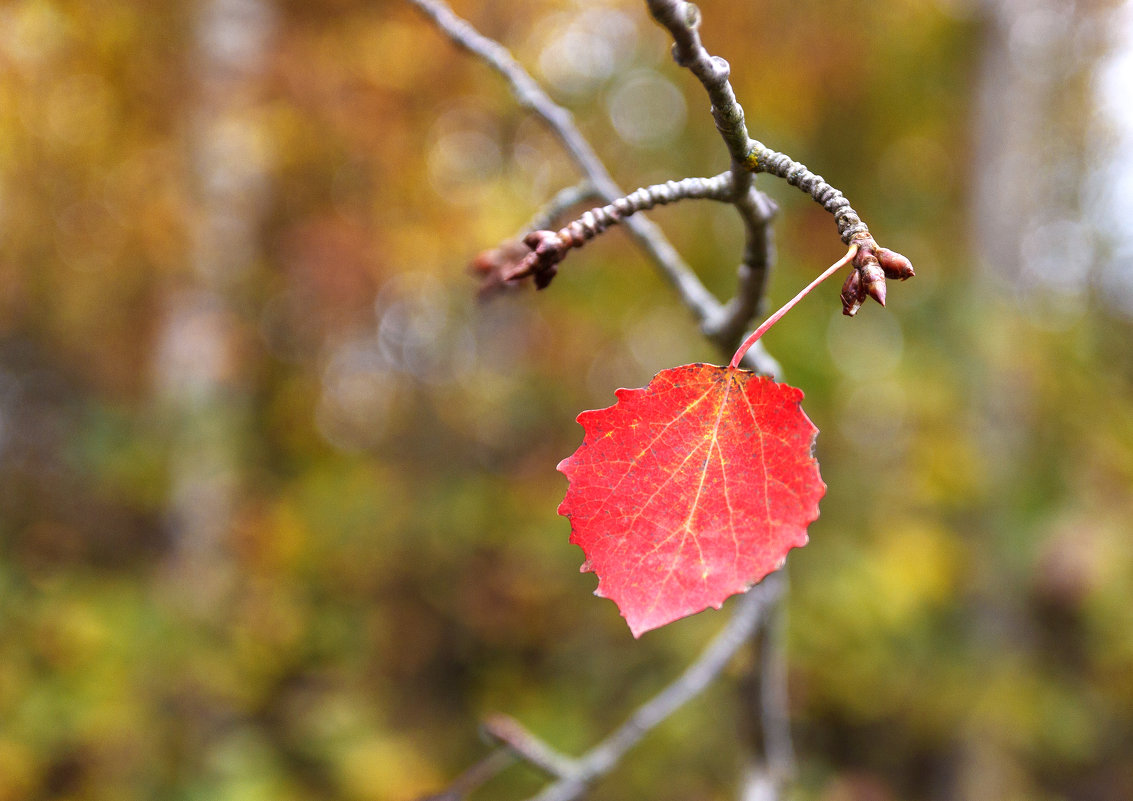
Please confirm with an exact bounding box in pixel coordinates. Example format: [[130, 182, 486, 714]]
[[840, 269, 865, 317], [523, 229, 562, 256], [519, 230, 568, 291], [469, 239, 532, 298], [860, 261, 887, 306], [533, 264, 558, 290], [877, 247, 915, 280]]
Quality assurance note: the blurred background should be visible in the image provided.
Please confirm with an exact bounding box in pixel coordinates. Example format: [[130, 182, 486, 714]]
[[1, 0, 1131, 799]]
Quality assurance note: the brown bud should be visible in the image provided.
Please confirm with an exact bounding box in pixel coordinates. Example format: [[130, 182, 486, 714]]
[[860, 261, 887, 306], [877, 247, 915, 280], [514, 230, 568, 290], [533, 264, 558, 290], [470, 239, 533, 298], [470, 239, 528, 276], [840, 269, 865, 317], [523, 229, 562, 256]]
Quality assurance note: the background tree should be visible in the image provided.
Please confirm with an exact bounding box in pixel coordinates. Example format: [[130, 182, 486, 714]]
[[0, 1, 1131, 800]]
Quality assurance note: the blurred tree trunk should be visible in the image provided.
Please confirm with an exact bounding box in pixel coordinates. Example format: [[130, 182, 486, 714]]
[[972, 0, 1115, 306], [156, 0, 275, 610], [956, 1, 1120, 797]]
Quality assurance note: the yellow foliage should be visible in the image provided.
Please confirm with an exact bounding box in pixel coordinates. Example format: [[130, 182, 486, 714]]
[[335, 736, 443, 801]]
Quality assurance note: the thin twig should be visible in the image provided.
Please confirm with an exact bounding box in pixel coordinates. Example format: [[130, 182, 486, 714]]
[[409, 0, 786, 375], [420, 576, 782, 801], [712, 187, 778, 351], [645, 0, 872, 246], [523, 181, 600, 234], [418, 748, 516, 801], [645, 0, 753, 167], [423, 566, 778, 801], [550, 173, 739, 248], [494, 174, 738, 289], [482, 715, 581, 779], [744, 143, 871, 244]]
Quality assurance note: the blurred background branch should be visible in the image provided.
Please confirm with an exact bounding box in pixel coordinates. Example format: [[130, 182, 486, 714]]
[[517, 576, 783, 801]]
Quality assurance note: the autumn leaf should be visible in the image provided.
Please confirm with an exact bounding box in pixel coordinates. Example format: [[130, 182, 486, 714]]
[[557, 364, 825, 637]]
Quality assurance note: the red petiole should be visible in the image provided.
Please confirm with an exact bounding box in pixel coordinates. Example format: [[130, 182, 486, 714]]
[[729, 245, 858, 369]]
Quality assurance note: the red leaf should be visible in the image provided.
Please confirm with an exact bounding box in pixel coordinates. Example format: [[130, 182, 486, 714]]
[[557, 364, 825, 637]]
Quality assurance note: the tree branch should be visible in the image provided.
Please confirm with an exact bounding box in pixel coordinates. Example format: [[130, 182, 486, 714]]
[[417, 576, 784, 801], [481, 715, 581, 780], [522, 181, 600, 234], [643, 0, 776, 351], [643, 0, 918, 342], [646, 0, 753, 167], [712, 186, 778, 348], [644, 1, 875, 240], [644, 0, 874, 246], [408, 0, 724, 331], [419, 748, 516, 801], [477, 174, 737, 291], [409, 0, 793, 374], [743, 143, 871, 244], [408, 3, 917, 800]]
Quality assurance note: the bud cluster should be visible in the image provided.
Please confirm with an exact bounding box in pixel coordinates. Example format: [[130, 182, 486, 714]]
[[469, 229, 578, 296], [840, 235, 915, 316]]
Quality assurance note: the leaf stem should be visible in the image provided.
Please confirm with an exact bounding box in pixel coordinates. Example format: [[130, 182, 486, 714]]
[[729, 245, 858, 369]]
